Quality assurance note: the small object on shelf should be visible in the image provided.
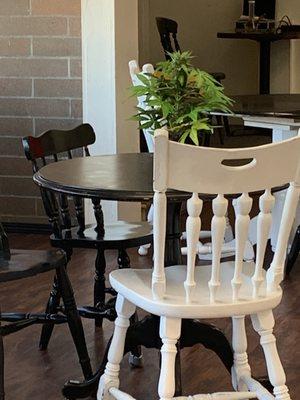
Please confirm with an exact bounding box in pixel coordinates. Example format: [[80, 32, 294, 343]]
[[246, 0, 256, 31], [235, 0, 275, 32], [235, 18, 275, 32]]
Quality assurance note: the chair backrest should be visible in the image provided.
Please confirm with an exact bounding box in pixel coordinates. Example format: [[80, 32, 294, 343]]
[[152, 129, 300, 303], [22, 124, 103, 239], [129, 60, 155, 153], [156, 17, 181, 60]]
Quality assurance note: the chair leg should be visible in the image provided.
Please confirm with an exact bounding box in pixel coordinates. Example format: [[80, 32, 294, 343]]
[[117, 249, 130, 269], [158, 317, 181, 400], [56, 263, 93, 380], [231, 316, 251, 391], [251, 310, 291, 400], [39, 274, 61, 350], [128, 312, 143, 368], [97, 295, 136, 400], [94, 249, 106, 328]]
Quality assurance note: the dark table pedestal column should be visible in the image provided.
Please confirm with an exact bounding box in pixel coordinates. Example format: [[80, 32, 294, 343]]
[[259, 40, 271, 94]]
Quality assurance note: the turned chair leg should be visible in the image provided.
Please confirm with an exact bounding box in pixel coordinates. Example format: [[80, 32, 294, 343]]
[[94, 249, 106, 328], [158, 317, 181, 400], [117, 249, 130, 269], [98, 295, 136, 400], [39, 274, 61, 350], [231, 316, 252, 391], [251, 310, 291, 400], [56, 263, 93, 380], [128, 312, 143, 368], [39, 248, 73, 349]]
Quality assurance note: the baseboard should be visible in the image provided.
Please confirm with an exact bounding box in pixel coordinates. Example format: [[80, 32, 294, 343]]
[[3, 222, 51, 234]]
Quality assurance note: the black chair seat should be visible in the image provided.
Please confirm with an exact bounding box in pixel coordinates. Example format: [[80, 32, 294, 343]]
[[0, 249, 65, 283], [50, 221, 153, 250]]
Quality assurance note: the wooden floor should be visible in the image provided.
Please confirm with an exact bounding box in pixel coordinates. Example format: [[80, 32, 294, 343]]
[[1, 232, 299, 400]]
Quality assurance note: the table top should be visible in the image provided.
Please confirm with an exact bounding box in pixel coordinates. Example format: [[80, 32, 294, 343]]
[[217, 31, 300, 42], [34, 153, 188, 202], [230, 94, 300, 118]]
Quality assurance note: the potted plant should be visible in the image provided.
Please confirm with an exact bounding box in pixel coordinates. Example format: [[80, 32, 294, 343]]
[[131, 51, 233, 145]]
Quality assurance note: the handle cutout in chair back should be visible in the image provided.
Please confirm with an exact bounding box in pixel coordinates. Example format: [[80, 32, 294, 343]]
[[221, 158, 256, 170]]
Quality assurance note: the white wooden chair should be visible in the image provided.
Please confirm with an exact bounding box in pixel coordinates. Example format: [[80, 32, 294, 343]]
[[98, 129, 300, 400], [129, 60, 253, 261]]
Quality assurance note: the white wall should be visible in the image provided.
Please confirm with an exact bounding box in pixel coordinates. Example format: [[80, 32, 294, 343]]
[[139, 0, 259, 95], [82, 0, 140, 222]]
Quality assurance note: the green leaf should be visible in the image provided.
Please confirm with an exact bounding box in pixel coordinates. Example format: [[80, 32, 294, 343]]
[[189, 128, 199, 146]]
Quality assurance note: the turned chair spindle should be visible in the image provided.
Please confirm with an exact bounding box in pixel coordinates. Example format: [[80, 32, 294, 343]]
[[209, 194, 228, 303]]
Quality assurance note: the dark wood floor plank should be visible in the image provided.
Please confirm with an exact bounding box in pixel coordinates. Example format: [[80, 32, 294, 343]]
[[1, 233, 299, 399]]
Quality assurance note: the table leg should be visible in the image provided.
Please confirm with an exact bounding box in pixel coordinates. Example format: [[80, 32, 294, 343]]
[[259, 40, 271, 95]]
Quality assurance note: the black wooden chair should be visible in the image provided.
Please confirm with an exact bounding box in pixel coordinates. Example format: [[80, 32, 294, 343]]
[[155, 17, 231, 144], [22, 124, 152, 344], [0, 222, 92, 398]]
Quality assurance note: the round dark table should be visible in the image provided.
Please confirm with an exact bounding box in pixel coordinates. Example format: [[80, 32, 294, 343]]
[[34, 152, 235, 399]]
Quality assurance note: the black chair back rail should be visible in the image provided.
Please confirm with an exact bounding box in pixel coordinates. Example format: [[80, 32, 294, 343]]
[[156, 17, 181, 58]]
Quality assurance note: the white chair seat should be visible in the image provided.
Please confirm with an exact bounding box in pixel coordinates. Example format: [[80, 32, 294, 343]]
[[110, 262, 282, 319]]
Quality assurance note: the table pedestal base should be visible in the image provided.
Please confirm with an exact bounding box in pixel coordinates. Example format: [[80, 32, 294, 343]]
[[62, 316, 234, 399]]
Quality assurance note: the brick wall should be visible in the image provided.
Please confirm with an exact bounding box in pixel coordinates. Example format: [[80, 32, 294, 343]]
[[0, 0, 82, 224]]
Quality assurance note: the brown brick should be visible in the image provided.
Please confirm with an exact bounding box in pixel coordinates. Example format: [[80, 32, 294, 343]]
[[0, 118, 33, 137], [0, 58, 68, 78], [0, 157, 32, 176], [69, 17, 81, 36], [0, 0, 30, 15], [0, 196, 35, 215], [0, 16, 67, 36], [0, 38, 31, 56], [0, 138, 26, 156], [0, 78, 32, 97], [36, 198, 46, 216], [70, 99, 82, 118], [31, 0, 81, 16], [0, 176, 39, 196], [34, 78, 81, 98], [0, 98, 70, 117], [0, 196, 35, 216], [35, 118, 82, 134], [70, 59, 82, 77], [33, 37, 81, 57], [0, 214, 48, 224]]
